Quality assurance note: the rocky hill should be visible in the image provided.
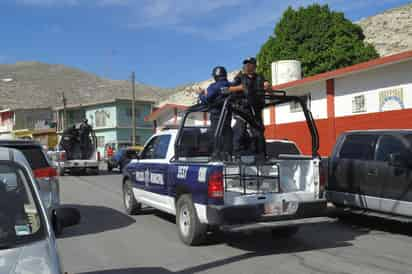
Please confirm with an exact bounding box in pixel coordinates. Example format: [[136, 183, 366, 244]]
[[0, 61, 175, 110], [158, 70, 240, 106], [359, 3, 412, 56]]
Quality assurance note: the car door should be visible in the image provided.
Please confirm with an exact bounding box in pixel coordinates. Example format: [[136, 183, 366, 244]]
[[332, 134, 377, 209], [138, 134, 173, 211], [374, 134, 412, 216], [133, 137, 159, 193]]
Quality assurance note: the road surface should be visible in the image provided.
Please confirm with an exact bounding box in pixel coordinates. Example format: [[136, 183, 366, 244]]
[[57, 174, 412, 274]]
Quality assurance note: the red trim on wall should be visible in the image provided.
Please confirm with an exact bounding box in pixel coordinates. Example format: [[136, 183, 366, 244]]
[[326, 79, 336, 149], [272, 50, 412, 91], [270, 106, 276, 125], [265, 108, 412, 156]]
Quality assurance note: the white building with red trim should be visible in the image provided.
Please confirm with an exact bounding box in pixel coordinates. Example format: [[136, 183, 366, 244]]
[[265, 50, 412, 156], [145, 103, 207, 133]]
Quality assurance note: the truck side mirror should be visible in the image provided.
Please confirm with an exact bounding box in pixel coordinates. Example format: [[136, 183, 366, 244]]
[[388, 153, 407, 168]]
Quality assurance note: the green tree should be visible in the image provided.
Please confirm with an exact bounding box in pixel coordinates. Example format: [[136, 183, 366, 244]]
[[257, 4, 379, 82]]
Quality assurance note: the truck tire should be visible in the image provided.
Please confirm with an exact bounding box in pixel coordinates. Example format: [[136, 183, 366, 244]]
[[271, 226, 300, 238], [123, 179, 141, 215], [176, 194, 207, 246]]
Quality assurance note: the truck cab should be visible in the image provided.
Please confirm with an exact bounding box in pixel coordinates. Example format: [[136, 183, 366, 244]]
[[122, 91, 327, 245]]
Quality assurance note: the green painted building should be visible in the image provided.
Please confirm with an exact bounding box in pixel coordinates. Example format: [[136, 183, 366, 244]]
[[55, 98, 154, 155]]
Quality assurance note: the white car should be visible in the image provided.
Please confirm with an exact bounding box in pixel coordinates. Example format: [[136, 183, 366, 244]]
[[0, 147, 80, 274]]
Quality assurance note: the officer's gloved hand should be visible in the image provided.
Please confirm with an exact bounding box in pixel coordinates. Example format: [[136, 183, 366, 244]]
[[220, 87, 230, 95]]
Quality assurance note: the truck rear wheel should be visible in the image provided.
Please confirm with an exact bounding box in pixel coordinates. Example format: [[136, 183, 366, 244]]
[[176, 194, 207, 246], [271, 226, 300, 238], [123, 180, 141, 215]]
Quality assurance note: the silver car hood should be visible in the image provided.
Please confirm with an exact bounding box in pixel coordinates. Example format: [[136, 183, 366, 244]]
[[0, 239, 60, 274]]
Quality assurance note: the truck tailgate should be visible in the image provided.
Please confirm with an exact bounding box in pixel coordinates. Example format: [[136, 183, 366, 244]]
[[223, 157, 321, 209]]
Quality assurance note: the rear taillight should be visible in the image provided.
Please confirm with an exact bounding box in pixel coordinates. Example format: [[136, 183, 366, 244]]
[[208, 172, 224, 198], [34, 167, 58, 179], [97, 151, 101, 161], [60, 151, 66, 161]]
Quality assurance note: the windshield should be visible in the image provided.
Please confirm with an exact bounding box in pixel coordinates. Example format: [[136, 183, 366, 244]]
[[0, 163, 45, 249]]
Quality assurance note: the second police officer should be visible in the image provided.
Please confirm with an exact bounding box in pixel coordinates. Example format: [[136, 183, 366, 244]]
[[198, 66, 233, 159]]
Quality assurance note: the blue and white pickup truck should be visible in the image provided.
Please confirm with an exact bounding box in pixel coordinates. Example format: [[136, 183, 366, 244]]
[[122, 92, 327, 245]]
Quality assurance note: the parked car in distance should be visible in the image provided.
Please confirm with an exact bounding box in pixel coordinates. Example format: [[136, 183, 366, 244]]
[[104, 141, 133, 160], [265, 139, 301, 158], [0, 140, 60, 225], [107, 146, 141, 172], [327, 130, 412, 219], [0, 147, 80, 274]]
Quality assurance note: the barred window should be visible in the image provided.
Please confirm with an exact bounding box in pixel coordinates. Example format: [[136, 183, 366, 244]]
[[95, 110, 107, 127], [290, 95, 311, 113], [352, 95, 366, 113]]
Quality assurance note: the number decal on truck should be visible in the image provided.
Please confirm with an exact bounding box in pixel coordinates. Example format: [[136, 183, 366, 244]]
[[177, 166, 189, 179]]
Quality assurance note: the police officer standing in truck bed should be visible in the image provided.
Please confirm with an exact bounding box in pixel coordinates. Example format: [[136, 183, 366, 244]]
[[227, 57, 270, 157]]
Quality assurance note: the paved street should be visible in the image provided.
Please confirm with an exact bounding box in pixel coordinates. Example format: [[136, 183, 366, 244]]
[[58, 174, 412, 274]]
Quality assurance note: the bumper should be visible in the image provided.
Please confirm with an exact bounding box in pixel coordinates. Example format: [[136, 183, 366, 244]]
[[206, 200, 328, 229], [61, 160, 99, 168]]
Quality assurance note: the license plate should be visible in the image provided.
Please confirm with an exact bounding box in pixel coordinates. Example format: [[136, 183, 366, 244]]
[[264, 200, 299, 216], [264, 202, 283, 215]]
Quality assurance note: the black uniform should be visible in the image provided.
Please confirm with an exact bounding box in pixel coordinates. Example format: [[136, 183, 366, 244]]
[[61, 125, 78, 160], [79, 121, 92, 160], [232, 71, 266, 156]]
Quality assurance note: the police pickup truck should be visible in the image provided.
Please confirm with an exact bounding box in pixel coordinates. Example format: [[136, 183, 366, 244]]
[[122, 92, 327, 245]]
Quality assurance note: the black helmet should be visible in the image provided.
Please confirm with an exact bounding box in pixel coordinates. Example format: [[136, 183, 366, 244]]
[[243, 57, 257, 65], [212, 66, 227, 80]]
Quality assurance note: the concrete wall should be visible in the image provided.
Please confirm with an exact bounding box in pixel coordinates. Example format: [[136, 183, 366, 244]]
[[334, 60, 412, 117], [266, 59, 412, 156], [275, 81, 327, 124]]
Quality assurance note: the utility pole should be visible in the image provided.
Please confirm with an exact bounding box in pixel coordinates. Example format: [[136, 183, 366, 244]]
[[62, 91, 67, 130], [131, 72, 136, 145]]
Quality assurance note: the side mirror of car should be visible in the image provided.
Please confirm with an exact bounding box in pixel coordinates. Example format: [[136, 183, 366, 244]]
[[388, 153, 407, 168], [53, 207, 81, 235]]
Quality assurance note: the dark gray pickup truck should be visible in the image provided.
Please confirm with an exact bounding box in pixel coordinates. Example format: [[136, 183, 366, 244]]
[[327, 130, 412, 220]]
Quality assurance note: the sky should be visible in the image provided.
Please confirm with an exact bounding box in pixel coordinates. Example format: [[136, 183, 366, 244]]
[[0, 0, 411, 88]]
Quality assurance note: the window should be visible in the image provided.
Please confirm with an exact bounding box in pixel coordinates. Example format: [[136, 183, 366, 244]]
[[352, 95, 366, 113], [290, 95, 311, 113], [97, 136, 105, 148], [95, 110, 107, 127], [376, 135, 406, 162], [141, 135, 171, 159], [126, 108, 141, 120], [0, 164, 45, 247], [339, 135, 377, 160], [179, 128, 212, 157]]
